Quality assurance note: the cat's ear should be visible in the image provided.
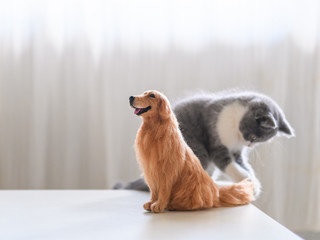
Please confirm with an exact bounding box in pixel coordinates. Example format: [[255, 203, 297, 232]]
[[278, 119, 295, 138], [256, 112, 277, 129]]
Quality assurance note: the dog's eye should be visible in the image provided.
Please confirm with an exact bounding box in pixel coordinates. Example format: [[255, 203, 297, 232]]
[[149, 94, 155, 98]]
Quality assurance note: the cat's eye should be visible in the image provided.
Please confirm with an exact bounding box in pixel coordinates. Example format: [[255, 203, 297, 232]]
[[149, 93, 155, 98], [260, 116, 268, 122], [249, 134, 257, 142]]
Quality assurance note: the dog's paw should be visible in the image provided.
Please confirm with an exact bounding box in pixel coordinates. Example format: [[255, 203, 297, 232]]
[[150, 201, 165, 213], [143, 201, 153, 211]]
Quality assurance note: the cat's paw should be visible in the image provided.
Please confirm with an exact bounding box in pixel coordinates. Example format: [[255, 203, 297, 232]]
[[246, 177, 261, 198], [150, 201, 165, 213], [253, 181, 261, 198]]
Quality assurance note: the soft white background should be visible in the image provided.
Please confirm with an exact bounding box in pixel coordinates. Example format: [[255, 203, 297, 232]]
[[0, 0, 319, 234]]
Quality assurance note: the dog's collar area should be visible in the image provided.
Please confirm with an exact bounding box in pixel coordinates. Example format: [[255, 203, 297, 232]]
[[134, 106, 151, 115]]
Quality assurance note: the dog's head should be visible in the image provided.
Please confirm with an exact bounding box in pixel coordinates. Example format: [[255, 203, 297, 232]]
[[129, 90, 171, 120]]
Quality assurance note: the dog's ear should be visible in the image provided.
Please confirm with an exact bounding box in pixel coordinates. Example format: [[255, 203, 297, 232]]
[[159, 98, 171, 119]]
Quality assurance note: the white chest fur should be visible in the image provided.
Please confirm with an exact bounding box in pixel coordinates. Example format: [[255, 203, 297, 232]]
[[216, 102, 248, 151]]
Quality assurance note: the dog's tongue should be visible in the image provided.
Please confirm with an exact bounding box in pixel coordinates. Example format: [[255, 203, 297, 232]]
[[134, 108, 141, 115]]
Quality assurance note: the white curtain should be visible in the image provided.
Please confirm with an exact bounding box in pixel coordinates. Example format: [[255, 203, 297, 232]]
[[0, 0, 319, 232]]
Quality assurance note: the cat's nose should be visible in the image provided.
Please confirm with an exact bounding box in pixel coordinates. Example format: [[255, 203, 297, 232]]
[[249, 134, 257, 142], [129, 96, 135, 104]]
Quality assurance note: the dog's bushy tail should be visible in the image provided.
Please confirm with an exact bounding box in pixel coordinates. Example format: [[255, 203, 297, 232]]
[[217, 179, 254, 207]]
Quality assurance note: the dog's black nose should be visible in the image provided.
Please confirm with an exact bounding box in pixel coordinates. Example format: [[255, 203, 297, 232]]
[[129, 96, 135, 104]]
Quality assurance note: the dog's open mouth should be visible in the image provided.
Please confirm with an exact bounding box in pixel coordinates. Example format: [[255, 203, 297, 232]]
[[133, 106, 151, 115]]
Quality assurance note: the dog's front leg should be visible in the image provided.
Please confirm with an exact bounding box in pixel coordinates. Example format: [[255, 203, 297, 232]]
[[143, 189, 158, 211], [150, 183, 172, 213]]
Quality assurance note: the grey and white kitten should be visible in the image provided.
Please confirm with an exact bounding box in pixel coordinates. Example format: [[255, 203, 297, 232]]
[[114, 91, 294, 196]]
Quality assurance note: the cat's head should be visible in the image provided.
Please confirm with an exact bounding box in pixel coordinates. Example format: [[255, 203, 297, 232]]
[[239, 97, 294, 147]]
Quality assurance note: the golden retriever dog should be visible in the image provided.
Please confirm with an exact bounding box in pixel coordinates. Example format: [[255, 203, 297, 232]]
[[130, 90, 254, 213]]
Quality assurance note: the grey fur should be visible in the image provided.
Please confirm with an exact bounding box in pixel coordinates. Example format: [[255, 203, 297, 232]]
[[115, 91, 294, 196]]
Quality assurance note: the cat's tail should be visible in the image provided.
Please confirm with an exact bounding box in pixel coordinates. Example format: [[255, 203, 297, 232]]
[[112, 178, 150, 191], [217, 179, 254, 207]]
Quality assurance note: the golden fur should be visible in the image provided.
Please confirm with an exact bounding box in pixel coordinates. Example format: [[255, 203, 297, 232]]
[[131, 90, 254, 213]]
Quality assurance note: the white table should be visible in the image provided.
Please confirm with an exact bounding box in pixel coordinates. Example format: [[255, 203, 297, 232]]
[[0, 190, 301, 240]]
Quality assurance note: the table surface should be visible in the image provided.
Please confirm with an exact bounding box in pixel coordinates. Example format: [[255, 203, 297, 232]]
[[0, 190, 301, 240]]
